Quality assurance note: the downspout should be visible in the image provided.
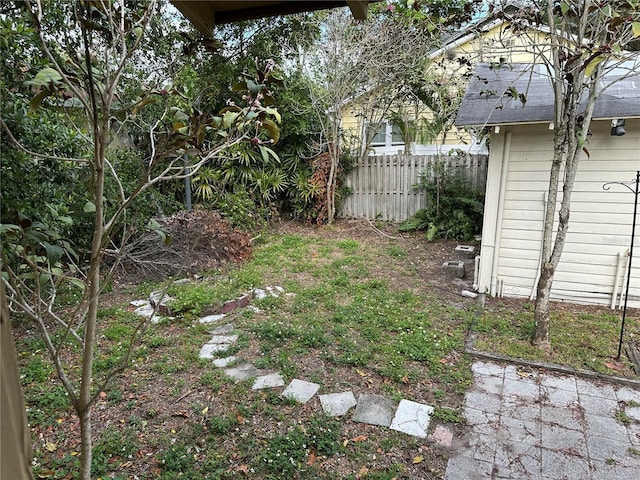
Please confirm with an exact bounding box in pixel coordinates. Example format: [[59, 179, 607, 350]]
[[530, 191, 549, 300], [490, 131, 512, 296], [611, 249, 627, 309]]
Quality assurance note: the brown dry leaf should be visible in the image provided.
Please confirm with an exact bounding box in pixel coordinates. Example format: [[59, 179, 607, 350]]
[[172, 411, 190, 418], [604, 361, 624, 371], [357, 466, 369, 477], [236, 413, 245, 424], [401, 375, 409, 383], [99, 391, 107, 399], [237, 464, 249, 475], [307, 450, 317, 466], [350, 435, 368, 442], [37, 470, 55, 478], [356, 369, 367, 377], [412, 455, 424, 464]]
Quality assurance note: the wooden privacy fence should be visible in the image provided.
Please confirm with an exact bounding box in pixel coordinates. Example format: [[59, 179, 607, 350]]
[[340, 154, 489, 222]]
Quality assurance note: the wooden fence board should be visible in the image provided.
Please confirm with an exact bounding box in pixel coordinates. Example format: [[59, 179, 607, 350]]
[[340, 154, 489, 221]]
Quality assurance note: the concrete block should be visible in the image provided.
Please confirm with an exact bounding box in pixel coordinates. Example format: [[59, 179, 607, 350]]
[[224, 363, 263, 382], [352, 394, 398, 427], [282, 379, 320, 404], [319, 392, 357, 417], [252, 373, 285, 390], [212, 356, 237, 368], [389, 399, 434, 438], [199, 314, 226, 324], [211, 323, 234, 335], [455, 245, 476, 258], [443, 260, 465, 278], [149, 290, 174, 315]]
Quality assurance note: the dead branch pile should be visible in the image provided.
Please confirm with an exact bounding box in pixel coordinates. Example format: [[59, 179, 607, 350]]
[[113, 210, 252, 281]]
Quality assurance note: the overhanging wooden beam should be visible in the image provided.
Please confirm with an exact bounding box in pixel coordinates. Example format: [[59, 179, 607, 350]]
[[171, 1, 376, 37]]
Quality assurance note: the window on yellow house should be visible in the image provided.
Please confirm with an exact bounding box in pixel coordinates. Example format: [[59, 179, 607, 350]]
[[370, 121, 404, 147]]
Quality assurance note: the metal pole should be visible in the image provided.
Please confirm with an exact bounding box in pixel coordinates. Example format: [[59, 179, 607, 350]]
[[184, 153, 192, 212], [616, 170, 639, 360]]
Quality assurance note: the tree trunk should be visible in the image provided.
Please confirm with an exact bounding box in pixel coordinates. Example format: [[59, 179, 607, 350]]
[[532, 262, 553, 349]]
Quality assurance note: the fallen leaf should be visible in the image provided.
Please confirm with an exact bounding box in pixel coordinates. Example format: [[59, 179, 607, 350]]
[[350, 435, 368, 442], [604, 361, 623, 371], [237, 464, 249, 474], [307, 450, 317, 466], [45, 442, 57, 452], [356, 369, 367, 377], [37, 470, 55, 478], [236, 413, 245, 424], [172, 411, 190, 418], [99, 392, 107, 399], [412, 455, 424, 464], [201, 406, 209, 415], [357, 466, 369, 477], [401, 375, 409, 383]]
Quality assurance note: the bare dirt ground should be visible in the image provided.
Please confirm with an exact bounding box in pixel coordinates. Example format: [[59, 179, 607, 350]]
[[17, 216, 639, 479]]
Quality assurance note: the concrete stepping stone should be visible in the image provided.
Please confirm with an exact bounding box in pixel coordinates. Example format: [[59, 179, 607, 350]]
[[431, 425, 454, 447], [224, 363, 263, 382], [252, 373, 285, 390], [253, 288, 268, 300], [149, 290, 174, 315], [199, 343, 231, 359], [282, 379, 320, 404], [319, 391, 357, 417], [199, 314, 226, 324], [213, 356, 237, 368], [207, 334, 238, 344], [134, 303, 155, 316], [352, 394, 398, 427], [389, 399, 434, 438], [211, 323, 234, 335]]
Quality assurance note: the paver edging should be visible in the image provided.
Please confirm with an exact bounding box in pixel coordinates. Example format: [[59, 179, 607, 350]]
[[465, 331, 640, 389]]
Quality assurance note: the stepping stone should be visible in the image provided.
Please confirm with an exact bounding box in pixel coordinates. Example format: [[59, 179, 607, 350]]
[[207, 334, 238, 344], [211, 323, 234, 335], [431, 425, 454, 447], [149, 290, 174, 315], [319, 391, 357, 417], [253, 288, 268, 300], [252, 373, 285, 390], [224, 363, 263, 382], [212, 356, 237, 368], [199, 343, 231, 359], [134, 303, 155, 317], [352, 394, 398, 427], [389, 399, 434, 438], [282, 379, 320, 404], [199, 314, 226, 324]]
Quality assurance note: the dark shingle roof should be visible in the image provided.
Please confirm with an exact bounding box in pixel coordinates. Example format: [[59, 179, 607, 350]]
[[455, 62, 640, 126]]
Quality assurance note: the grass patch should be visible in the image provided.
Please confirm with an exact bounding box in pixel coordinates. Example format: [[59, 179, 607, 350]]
[[474, 301, 639, 377]]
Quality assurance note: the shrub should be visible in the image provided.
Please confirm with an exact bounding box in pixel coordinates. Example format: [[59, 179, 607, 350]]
[[400, 159, 484, 240]]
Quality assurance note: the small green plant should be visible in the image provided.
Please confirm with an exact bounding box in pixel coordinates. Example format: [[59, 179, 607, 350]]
[[433, 406, 465, 424], [615, 409, 632, 425], [399, 159, 484, 240]]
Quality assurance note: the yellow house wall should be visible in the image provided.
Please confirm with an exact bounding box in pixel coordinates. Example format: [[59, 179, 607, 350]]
[[340, 22, 551, 154]]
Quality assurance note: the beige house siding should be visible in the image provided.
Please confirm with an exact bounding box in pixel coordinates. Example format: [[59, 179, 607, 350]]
[[478, 119, 640, 307]]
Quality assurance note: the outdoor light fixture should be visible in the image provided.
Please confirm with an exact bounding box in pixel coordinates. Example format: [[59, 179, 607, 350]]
[[611, 119, 626, 136]]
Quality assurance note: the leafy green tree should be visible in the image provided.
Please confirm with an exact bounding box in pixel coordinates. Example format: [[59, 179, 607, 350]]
[[1, 2, 281, 479]]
